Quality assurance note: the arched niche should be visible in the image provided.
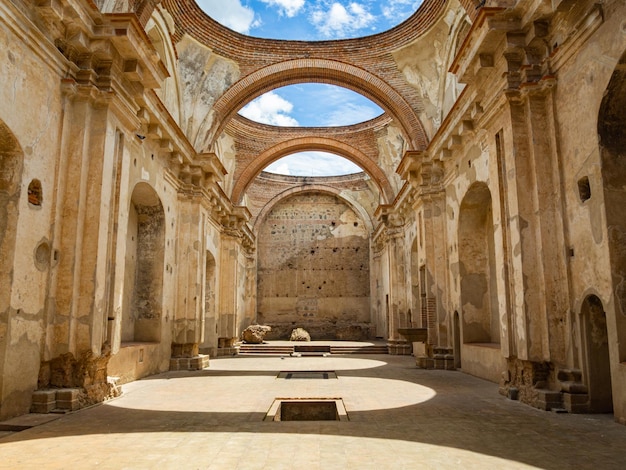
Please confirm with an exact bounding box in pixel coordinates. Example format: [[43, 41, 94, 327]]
[[580, 295, 613, 413], [458, 182, 500, 345], [121, 182, 165, 343], [598, 48, 626, 364], [410, 235, 420, 328], [200, 250, 217, 355], [0, 120, 24, 312]]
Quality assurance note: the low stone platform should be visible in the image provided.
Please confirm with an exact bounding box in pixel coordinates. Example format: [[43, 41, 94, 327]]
[[238, 340, 389, 356]]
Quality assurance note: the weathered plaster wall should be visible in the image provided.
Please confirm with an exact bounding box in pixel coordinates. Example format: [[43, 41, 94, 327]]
[[146, 7, 184, 126], [375, 121, 406, 195], [257, 192, 371, 340], [392, 0, 467, 137], [246, 172, 379, 228], [108, 138, 179, 383], [177, 35, 240, 151], [551, 1, 626, 421], [0, 2, 64, 418]]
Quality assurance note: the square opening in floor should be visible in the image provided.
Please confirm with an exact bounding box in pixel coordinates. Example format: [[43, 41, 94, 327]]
[[277, 371, 337, 379], [264, 398, 348, 421]]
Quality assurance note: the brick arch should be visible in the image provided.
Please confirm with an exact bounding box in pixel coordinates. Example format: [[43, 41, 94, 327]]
[[458, 0, 481, 21], [208, 59, 426, 151], [232, 137, 394, 205], [253, 184, 375, 234]]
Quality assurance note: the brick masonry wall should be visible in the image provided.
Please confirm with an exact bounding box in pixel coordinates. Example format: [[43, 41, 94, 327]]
[[257, 192, 372, 340]]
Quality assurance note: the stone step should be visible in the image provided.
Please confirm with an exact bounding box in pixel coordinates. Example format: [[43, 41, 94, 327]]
[[330, 346, 388, 354], [237, 344, 388, 355]]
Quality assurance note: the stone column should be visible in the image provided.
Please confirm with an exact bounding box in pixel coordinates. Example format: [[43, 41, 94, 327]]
[[499, 71, 571, 405], [171, 192, 204, 359], [503, 82, 569, 366], [42, 79, 118, 403], [217, 231, 242, 354], [379, 215, 412, 355]]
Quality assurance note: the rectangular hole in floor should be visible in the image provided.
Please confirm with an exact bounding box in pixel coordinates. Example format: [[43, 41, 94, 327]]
[[277, 371, 337, 379], [265, 398, 348, 421]]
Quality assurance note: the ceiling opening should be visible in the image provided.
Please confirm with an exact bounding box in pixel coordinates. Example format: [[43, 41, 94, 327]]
[[263, 152, 363, 177], [239, 84, 384, 127], [198, 0, 424, 40]]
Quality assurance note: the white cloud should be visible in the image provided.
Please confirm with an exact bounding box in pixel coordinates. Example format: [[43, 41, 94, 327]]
[[196, 0, 260, 34], [260, 0, 305, 17], [265, 161, 292, 175], [265, 152, 363, 176], [239, 91, 299, 127], [381, 0, 423, 21], [311, 2, 376, 38], [323, 103, 380, 126]]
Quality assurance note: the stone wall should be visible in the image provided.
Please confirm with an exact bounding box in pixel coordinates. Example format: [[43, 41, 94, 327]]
[[257, 192, 371, 340]]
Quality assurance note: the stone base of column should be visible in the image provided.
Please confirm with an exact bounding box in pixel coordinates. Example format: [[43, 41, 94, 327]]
[[415, 356, 434, 369], [216, 347, 240, 357], [433, 348, 455, 370], [169, 354, 210, 371], [387, 340, 412, 355]]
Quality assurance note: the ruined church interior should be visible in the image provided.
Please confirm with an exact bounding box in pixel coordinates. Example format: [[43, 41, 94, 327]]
[[2, 0, 626, 467]]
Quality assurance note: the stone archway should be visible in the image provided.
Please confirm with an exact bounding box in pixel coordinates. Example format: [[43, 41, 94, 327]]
[[232, 136, 395, 205], [209, 59, 426, 150]]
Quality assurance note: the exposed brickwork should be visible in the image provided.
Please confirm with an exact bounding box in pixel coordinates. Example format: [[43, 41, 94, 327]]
[[246, 172, 379, 230], [257, 192, 371, 340], [160, 0, 459, 150], [227, 115, 394, 204]]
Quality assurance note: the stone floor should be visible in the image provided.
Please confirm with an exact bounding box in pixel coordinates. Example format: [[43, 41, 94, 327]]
[[1, 353, 626, 469]]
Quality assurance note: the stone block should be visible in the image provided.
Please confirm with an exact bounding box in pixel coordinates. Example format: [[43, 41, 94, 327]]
[[416, 356, 434, 369], [190, 355, 209, 370], [31, 390, 56, 413], [533, 389, 562, 411], [563, 393, 589, 413], [56, 389, 80, 411]]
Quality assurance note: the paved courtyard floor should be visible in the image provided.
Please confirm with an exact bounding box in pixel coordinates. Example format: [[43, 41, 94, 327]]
[[1, 353, 625, 469]]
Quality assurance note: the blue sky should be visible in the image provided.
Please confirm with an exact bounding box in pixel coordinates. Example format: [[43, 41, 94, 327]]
[[198, 0, 422, 175], [197, 0, 423, 40]]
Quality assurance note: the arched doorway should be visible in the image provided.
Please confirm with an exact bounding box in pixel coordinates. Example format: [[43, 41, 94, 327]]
[[121, 182, 165, 343], [580, 295, 613, 413]]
